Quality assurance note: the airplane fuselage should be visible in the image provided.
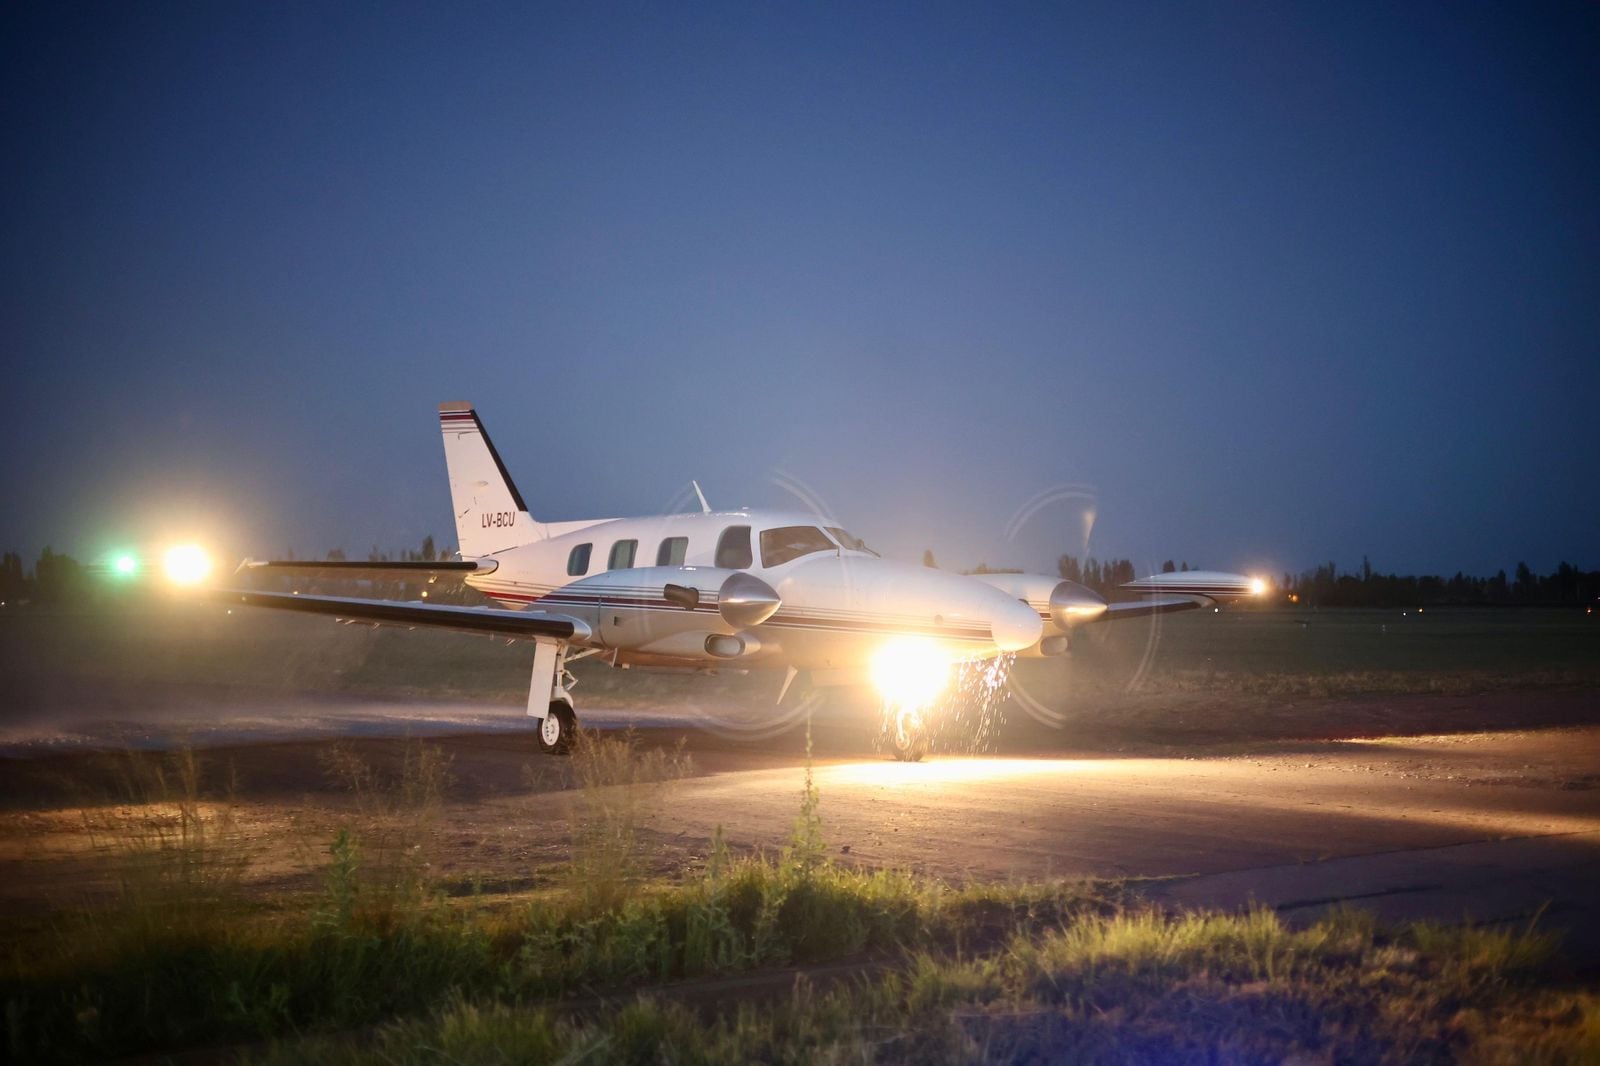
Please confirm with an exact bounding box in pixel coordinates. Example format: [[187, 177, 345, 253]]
[[462, 509, 1047, 673]]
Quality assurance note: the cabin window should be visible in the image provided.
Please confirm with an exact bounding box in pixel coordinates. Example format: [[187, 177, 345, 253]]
[[715, 525, 752, 569], [608, 539, 637, 570], [760, 525, 836, 567], [567, 543, 592, 576], [656, 536, 688, 566]]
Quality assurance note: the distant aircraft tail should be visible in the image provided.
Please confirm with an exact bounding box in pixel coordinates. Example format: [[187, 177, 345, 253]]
[[438, 402, 546, 556]]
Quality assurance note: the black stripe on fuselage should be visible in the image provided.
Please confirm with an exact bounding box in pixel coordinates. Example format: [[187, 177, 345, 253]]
[[521, 592, 992, 642]]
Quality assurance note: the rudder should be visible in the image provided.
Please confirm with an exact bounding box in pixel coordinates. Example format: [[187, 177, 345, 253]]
[[438, 402, 546, 556]]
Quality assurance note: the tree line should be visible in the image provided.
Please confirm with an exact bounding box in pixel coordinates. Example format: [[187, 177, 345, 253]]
[[1281, 557, 1600, 608]]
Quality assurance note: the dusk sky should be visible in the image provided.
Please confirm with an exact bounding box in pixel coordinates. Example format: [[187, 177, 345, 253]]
[[3, 2, 1596, 580]]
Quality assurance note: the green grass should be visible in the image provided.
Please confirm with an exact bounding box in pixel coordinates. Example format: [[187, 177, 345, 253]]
[[1016, 606, 1600, 701], [242, 908, 1596, 1065]]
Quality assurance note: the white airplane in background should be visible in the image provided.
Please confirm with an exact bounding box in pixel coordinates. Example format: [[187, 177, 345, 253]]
[[210, 402, 1263, 760]]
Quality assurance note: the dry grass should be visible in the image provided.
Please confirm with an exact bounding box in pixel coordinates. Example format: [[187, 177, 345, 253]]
[[566, 728, 693, 914], [315, 739, 453, 929], [68, 747, 251, 950]]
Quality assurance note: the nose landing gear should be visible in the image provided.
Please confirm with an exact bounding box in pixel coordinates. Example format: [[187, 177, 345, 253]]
[[886, 706, 929, 762]]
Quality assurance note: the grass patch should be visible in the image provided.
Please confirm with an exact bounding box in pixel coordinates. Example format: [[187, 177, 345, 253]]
[[244, 908, 1594, 1065], [0, 841, 1124, 1060]]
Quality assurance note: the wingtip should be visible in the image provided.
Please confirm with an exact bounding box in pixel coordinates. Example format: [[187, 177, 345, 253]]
[[438, 401, 473, 413]]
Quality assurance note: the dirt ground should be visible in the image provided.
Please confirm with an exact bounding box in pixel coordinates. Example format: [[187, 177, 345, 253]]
[[1, 686, 1597, 950]]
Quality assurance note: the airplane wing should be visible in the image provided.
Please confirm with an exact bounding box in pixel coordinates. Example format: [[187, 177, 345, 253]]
[[1118, 571, 1260, 599], [206, 588, 592, 642], [1097, 571, 1263, 622], [1102, 596, 1214, 620], [236, 558, 497, 576]]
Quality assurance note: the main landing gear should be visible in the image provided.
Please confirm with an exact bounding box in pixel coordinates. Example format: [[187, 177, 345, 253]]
[[537, 698, 576, 755], [530, 640, 586, 756]]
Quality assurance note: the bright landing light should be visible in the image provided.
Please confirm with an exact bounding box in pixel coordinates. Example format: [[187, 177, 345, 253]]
[[870, 638, 953, 708], [1249, 577, 1267, 596], [111, 552, 139, 577], [163, 544, 212, 586]]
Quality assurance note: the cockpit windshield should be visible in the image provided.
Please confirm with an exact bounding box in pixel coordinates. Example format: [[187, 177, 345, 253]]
[[759, 525, 836, 567], [825, 527, 879, 556]]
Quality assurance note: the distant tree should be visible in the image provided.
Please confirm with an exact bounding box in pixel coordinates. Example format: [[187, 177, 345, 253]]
[[0, 551, 25, 601], [1057, 555, 1082, 583], [421, 534, 436, 562], [1180, 561, 1189, 572], [1513, 561, 1534, 601], [1361, 555, 1372, 582], [1118, 559, 1137, 585], [922, 549, 937, 568], [326, 548, 347, 561], [1161, 560, 1176, 573], [33, 546, 85, 603]]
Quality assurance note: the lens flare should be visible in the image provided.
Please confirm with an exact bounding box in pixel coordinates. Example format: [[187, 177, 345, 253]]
[[111, 552, 139, 577], [870, 638, 952, 708], [163, 544, 212, 586]]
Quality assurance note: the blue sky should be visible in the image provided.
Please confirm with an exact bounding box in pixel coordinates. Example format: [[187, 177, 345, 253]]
[[3, 2, 1596, 579]]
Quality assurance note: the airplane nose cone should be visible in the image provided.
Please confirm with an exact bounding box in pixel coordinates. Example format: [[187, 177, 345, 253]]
[[989, 594, 1044, 653]]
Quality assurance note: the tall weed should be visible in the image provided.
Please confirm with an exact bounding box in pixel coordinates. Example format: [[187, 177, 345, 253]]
[[566, 728, 690, 914], [317, 738, 452, 929], [73, 746, 249, 949]]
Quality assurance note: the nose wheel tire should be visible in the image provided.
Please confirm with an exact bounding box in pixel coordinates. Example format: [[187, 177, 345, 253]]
[[537, 701, 576, 755], [888, 708, 929, 762]]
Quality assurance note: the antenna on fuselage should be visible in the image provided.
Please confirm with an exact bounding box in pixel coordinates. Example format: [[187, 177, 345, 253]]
[[691, 480, 712, 514]]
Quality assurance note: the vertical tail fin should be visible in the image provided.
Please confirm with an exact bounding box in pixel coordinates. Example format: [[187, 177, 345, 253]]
[[438, 402, 546, 556]]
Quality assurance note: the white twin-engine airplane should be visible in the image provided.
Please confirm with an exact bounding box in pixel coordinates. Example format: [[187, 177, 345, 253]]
[[211, 402, 1263, 760]]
